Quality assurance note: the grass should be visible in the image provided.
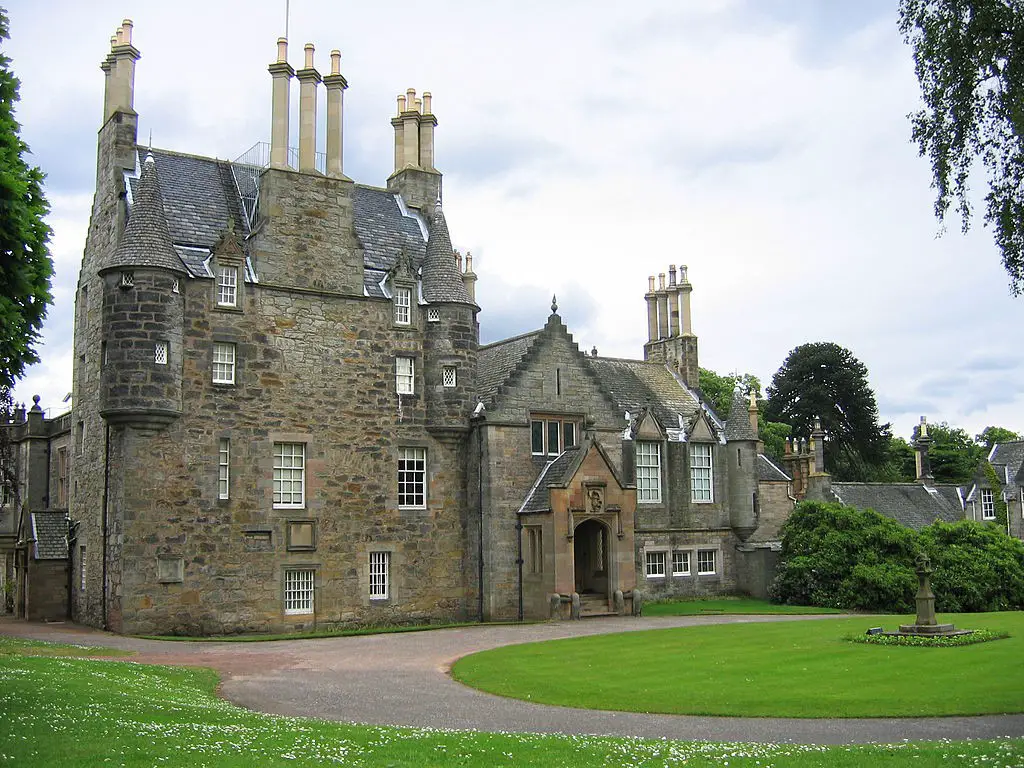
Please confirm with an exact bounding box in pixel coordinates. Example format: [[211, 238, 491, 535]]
[[0, 635, 130, 658], [452, 612, 1024, 718], [0, 642, 1021, 767], [645, 597, 844, 616]]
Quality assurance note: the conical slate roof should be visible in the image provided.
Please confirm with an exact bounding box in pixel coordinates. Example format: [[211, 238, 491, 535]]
[[724, 389, 758, 441], [421, 200, 474, 305], [100, 154, 186, 274]]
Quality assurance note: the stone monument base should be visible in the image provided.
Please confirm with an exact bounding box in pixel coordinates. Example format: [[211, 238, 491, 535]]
[[893, 623, 971, 637]]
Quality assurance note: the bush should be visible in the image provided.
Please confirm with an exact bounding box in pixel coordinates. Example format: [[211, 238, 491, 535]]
[[769, 501, 1024, 613], [920, 520, 1024, 612]]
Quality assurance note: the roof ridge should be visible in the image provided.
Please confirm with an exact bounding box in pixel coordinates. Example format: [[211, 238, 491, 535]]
[[479, 329, 543, 350]]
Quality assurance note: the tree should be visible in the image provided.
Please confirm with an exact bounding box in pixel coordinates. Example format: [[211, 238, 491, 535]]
[[0, 8, 53, 390], [764, 342, 891, 481], [914, 421, 985, 483], [976, 424, 1021, 449], [697, 368, 761, 419], [899, 0, 1024, 294]]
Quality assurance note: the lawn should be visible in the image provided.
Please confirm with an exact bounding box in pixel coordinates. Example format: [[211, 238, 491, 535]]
[[451, 612, 1024, 718], [645, 597, 844, 616], [0, 643, 1021, 767]]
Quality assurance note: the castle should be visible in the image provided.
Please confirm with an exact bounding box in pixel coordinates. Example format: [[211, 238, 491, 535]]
[[1, 21, 800, 633]]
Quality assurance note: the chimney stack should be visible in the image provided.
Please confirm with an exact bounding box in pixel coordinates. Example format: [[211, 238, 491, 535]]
[[103, 19, 140, 121], [323, 49, 349, 178], [645, 275, 658, 344], [296, 43, 322, 173], [463, 251, 477, 302], [678, 264, 693, 336], [268, 38, 295, 169], [419, 91, 437, 170], [656, 272, 669, 339]]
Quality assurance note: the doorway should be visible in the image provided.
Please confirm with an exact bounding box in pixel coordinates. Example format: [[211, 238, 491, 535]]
[[573, 518, 609, 599]]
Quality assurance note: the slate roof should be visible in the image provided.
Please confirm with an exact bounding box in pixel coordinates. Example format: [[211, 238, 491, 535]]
[[725, 390, 758, 441], [102, 154, 187, 274], [829, 483, 964, 530], [421, 202, 474, 304], [477, 331, 542, 404], [587, 357, 701, 430], [758, 454, 790, 483], [125, 148, 432, 296], [990, 440, 1024, 485], [31, 512, 68, 560], [519, 447, 580, 514]]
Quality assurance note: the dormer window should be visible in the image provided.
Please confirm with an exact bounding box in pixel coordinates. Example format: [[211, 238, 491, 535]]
[[120, 271, 134, 288], [394, 286, 412, 325], [217, 266, 237, 307]]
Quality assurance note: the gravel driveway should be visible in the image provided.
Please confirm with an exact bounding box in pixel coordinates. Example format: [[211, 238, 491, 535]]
[[3, 613, 1022, 746]]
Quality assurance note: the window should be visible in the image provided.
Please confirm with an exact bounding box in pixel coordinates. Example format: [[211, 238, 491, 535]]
[[396, 356, 415, 394], [527, 527, 543, 574], [645, 551, 666, 578], [287, 520, 316, 551], [155, 341, 168, 365], [530, 418, 578, 456], [672, 550, 690, 576], [284, 569, 315, 615], [217, 266, 238, 307], [56, 447, 68, 507], [218, 439, 230, 500], [394, 286, 411, 325], [79, 546, 86, 591], [697, 549, 717, 575], [212, 342, 236, 384], [0, 482, 11, 507], [75, 421, 85, 456], [442, 366, 457, 388], [427, 307, 440, 322], [636, 441, 662, 503], [981, 489, 995, 520], [120, 271, 134, 288], [398, 447, 426, 508], [273, 442, 305, 508], [172, 278, 180, 294], [690, 443, 713, 503], [369, 551, 390, 599]]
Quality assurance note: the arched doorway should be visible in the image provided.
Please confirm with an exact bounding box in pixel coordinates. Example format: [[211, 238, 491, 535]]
[[573, 518, 609, 602]]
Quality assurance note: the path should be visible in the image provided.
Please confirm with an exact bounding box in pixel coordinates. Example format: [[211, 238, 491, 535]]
[[3, 614, 1022, 746]]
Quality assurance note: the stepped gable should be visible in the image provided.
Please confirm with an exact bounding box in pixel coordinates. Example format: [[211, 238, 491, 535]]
[[829, 483, 963, 529], [588, 357, 700, 430], [477, 331, 542, 404], [102, 153, 187, 274], [353, 185, 428, 298], [725, 389, 758, 441], [421, 200, 474, 304]]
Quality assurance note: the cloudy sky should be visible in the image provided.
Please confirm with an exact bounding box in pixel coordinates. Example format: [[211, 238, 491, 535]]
[[6, 0, 1023, 441]]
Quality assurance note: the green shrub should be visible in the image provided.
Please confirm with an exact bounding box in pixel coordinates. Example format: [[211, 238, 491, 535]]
[[920, 520, 1024, 612], [770, 502, 1024, 613]]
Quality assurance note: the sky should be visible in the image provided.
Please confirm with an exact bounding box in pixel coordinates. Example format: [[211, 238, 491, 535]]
[[6, 0, 1023, 442]]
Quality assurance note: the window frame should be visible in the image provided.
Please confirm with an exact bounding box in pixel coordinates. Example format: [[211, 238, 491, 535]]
[[672, 550, 691, 576], [273, 442, 306, 509], [530, 417, 579, 456], [216, 265, 238, 307], [636, 441, 662, 503], [442, 365, 457, 388], [212, 342, 236, 385], [154, 341, 168, 365], [56, 447, 68, 508], [690, 443, 714, 503], [697, 549, 717, 575], [398, 447, 427, 509], [283, 568, 315, 615], [645, 550, 667, 579], [396, 356, 415, 395], [393, 286, 412, 325], [981, 488, 996, 520], [369, 551, 390, 600], [218, 438, 230, 500]]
